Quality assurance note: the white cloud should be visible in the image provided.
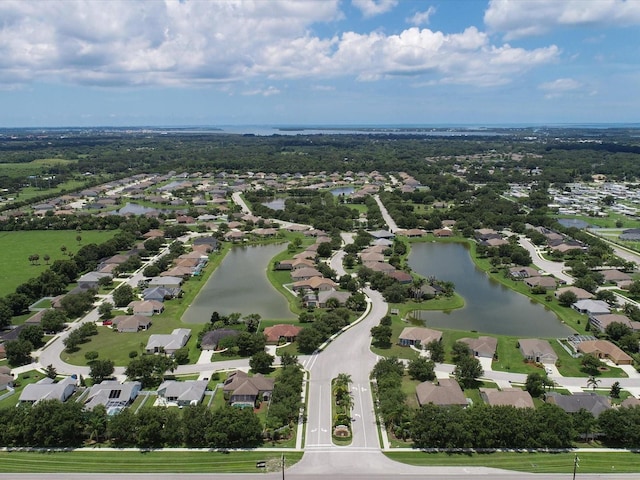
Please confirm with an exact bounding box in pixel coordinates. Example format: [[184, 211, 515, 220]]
[[485, 0, 640, 39], [407, 6, 436, 26], [0, 0, 559, 89], [538, 77, 583, 98], [242, 86, 281, 97], [352, 0, 398, 18]]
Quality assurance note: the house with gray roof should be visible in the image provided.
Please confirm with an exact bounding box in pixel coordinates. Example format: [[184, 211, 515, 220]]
[[148, 276, 183, 289], [460, 336, 498, 359], [518, 338, 558, 364], [200, 329, 241, 350], [546, 392, 611, 417], [113, 315, 152, 333], [146, 328, 191, 354], [77, 272, 112, 290], [19, 376, 77, 404], [157, 380, 208, 407], [572, 299, 610, 316], [84, 380, 141, 412], [398, 327, 442, 347]]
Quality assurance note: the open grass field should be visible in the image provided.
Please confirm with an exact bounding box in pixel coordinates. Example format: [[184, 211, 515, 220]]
[[0, 230, 118, 297], [384, 451, 640, 474], [0, 450, 302, 473]]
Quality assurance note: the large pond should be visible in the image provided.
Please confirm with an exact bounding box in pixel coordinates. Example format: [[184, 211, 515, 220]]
[[408, 242, 574, 337], [182, 243, 295, 323]]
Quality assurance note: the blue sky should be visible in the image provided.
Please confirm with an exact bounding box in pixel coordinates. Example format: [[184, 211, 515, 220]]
[[0, 0, 639, 127]]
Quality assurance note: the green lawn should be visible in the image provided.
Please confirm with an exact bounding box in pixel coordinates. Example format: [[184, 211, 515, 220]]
[[0, 450, 302, 473], [384, 451, 640, 474], [0, 230, 118, 297]]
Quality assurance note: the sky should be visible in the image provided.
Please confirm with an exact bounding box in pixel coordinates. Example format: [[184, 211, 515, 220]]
[[0, 0, 639, 128]]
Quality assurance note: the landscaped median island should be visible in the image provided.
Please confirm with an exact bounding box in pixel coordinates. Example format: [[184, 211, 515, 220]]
[[331, 373, 353, 445]]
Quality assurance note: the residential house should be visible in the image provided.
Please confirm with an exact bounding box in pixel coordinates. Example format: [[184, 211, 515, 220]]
[[415, 378, 467, 407], [84, 380, 142, 411], [509, 266, 539, 279], [19, 376, 77, 404], [142, 286, 174, 302], [524, 276, 557, 290], [127, 300, 164, 317], [572, 299, 610, 316], [145, 328, 191, 355], [433, 228, 453, 237], [480, 388, 534, 409], [222, 370, 275, 407], [518, 338, 558, 364], [200, 329, 241, 350], [589, 314, 640, 333], [263, 324, 303, 344], [398, 327, 442, 347], [318, 289, 351, 308], [148, 276, 183, 290], [77, 272, 112, 290], [157, 380, 208, 407], [546, 392, 611, 417], [388, 271, 413, 284], [113, 315, 152, 333], [0, 372, 13, 391], [555, 286, 594, 300], [460, 336, 497, 359], [291, 267, 323, 281], [292, 277, 337, 292], [601, 269, 632, 284], [363, 261, 396, 273], [577, 339, 633, 365]]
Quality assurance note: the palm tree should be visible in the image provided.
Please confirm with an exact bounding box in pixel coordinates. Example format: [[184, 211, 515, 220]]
[[587, 375, 600, 391]]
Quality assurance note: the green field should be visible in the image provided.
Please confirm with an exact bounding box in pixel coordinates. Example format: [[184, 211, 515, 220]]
[[0, 230, 118, 297], [384, 451, 640, 474], [0, 450, 302, 473]]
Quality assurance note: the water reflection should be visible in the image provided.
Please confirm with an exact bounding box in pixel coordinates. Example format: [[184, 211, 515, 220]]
[[182, 243, 295, 323], [408, 242, 574, 337]]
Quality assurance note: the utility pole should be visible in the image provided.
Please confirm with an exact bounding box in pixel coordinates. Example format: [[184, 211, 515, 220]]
[[573, 454, 579, 480], [281, 453, 285, 480]]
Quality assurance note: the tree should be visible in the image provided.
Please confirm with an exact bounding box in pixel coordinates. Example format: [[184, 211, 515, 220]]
[[425, 339, 445, 363], [173, 346, 190, 365], [98, 302, 113, 320], [43, 254, 50, 265], [89, 359, 115, 384], [370, 324, 392, 348], [97, 275, 113, 288], [4, 339, 33, 366], [316, 242, 332, 258], [19, 325, 44, 349], [604, 322, 632, 342], [40, 309, 66, 333], [451, 341, 472, 363], [581, 355, 603, 376], [0, 300, 12, 329], [112, 284, 135, 307], [453, 355, 483, 389], [557, 290, 578, 307], [280, 352, 299, 368], [44, 364, 57, 379], [249, 351, 274, 374], [587, 375, 601, 391], [525, 372, 548, 398], [610, 381, 621, 399], [407, 357, 436, 382], [370, 357, 405, 381]]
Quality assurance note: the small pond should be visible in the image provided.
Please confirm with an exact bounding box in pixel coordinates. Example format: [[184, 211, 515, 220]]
[[330, 186, 355, 197], [408, 242, 574, 337], [261, 198, 286, 211], [182, 243, 295, 323]]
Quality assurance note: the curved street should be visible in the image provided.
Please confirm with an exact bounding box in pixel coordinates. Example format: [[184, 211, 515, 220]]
[[11, 194, 640, 479]]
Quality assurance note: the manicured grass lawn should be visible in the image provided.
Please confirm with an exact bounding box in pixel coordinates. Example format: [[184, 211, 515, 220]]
[[370, 313, 420, 360], [384, 451, 640, 474], [0, 229, 118, 297], [0, 451, 302, 473]]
